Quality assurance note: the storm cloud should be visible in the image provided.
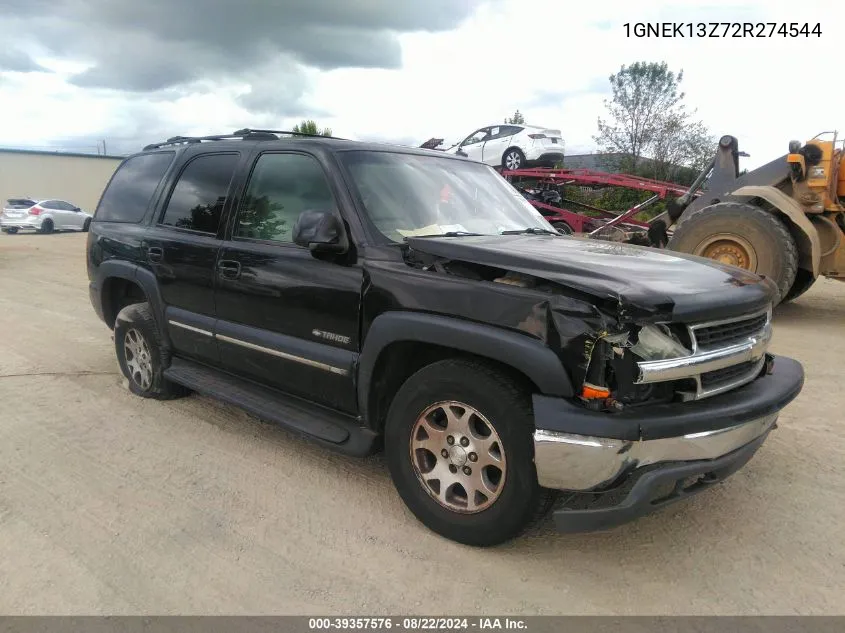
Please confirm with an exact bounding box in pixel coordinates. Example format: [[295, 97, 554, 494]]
[[0, 48, 48, 73], [0, 0, 496, 153], [0, 0, 487, 95]]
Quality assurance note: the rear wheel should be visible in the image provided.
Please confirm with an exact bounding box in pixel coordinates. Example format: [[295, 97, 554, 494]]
[[114, 302, 189, 400], [668, 202, 798, 304], [502, 148, 525, 171], [385, 359, 554, 547], [39, 219, 54, 234]]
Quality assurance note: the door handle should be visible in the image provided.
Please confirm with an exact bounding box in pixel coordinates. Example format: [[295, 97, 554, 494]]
[[217, 259, 241, 279], [147, 246, 163, 262]]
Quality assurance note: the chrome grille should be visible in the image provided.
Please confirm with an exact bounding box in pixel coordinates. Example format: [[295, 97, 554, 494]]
[[694, 313, 769, 349], [635, 307, 773, 401], [700, 361, 758, 389]]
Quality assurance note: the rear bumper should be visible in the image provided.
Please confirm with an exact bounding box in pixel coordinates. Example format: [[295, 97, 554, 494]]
[[1, 217, 40, 229], [525, 151, 564, 166], [532, 355, 804, 532], [89, 281, 105, 323]]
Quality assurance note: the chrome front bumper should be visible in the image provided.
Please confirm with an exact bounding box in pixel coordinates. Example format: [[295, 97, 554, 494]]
[[534, 413, 777, 492]]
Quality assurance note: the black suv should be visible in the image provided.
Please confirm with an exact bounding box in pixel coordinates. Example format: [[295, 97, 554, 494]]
[[87, 129, 804, 546]]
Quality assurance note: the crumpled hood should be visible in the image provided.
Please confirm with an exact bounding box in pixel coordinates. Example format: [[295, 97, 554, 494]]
[[406, 234, 777, 322]]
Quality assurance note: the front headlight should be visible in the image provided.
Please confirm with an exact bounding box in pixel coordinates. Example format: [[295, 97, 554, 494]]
[[630, 324, 690, 361]]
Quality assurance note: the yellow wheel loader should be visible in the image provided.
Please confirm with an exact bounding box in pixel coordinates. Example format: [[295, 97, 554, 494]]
[[655, 134, 845, 305]]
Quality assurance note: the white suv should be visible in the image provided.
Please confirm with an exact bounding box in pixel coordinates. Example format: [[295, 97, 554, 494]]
[[1, 198, 93, 234], [445, 124, 564, 170]]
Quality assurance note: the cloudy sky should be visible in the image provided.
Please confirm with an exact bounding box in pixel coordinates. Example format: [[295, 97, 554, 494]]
[[0, 0, 840, 169]]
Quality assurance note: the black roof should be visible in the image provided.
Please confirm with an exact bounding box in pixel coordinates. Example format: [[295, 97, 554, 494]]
[[140, 128, 463, 161]]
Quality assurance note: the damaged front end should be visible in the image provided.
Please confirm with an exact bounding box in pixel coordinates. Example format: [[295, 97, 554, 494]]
[[401, 240, 774, 415]]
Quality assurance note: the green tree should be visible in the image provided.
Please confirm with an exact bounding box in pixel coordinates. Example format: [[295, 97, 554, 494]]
[[595, 61, 716, 182], [291, 120, 333, 137], [594, 61, 685, 170], [504, 109, 525, 125]]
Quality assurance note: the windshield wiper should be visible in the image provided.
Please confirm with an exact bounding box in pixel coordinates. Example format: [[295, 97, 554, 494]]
[[500, 227, 560, 235], [411, 231, 485, 238]]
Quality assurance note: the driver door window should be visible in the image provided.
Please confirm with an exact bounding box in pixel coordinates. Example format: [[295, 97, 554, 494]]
[[234, 152, 335, 244], [462, 128, 490, 146], [460, 128, 489, 162]]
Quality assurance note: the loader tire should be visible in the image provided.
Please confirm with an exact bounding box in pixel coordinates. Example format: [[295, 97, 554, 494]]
[[668, 202, 798, 305], [781, 271, 817, 304]]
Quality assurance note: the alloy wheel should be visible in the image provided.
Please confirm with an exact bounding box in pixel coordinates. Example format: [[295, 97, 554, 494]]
[[124, 328, 153, 390], [409, 400, 506, 513]]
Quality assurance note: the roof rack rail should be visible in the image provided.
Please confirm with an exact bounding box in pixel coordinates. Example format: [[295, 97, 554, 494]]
[[233, 128, 347, 141], [142, 128, 346, 151], [143, 133, 243, 151]]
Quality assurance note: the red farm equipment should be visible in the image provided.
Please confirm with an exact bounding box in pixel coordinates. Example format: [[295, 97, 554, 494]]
[[501, 167, 699, 245]]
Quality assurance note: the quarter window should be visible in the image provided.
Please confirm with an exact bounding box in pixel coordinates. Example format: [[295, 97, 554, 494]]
[[160, 153, 238, 234], [95, 152, 175, 223], [235, 153, 335, 243]]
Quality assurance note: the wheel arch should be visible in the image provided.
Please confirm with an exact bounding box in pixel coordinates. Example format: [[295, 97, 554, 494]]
[[97, 261, 168, 342], [357, 312, 574, 432], [729, 185, 821, 278]]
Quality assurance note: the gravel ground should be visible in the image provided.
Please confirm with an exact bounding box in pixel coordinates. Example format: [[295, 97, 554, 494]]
[[0, 232, 843, 615]]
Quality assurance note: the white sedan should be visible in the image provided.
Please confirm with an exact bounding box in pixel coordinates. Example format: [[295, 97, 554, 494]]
[[1, 198, 93, 234], [444, 123, 564, 170]]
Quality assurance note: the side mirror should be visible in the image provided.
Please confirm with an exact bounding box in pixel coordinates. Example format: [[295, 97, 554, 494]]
[[292, 209, 349, 254], [73, 207, 81, 212]]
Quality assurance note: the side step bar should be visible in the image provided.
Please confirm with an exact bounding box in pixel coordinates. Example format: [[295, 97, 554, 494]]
[[164, 357, 379, 457]]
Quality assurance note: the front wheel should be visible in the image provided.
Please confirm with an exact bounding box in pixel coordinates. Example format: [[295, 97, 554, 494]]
[[502, 148, 525, 171], [2, 227, 18, 234], [667, 202, 798, 304], [385, 359, 554, 546], [82, 218, 91, 232]]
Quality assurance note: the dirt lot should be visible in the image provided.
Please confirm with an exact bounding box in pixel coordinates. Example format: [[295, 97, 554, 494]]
[[0, 232, 843, 615]]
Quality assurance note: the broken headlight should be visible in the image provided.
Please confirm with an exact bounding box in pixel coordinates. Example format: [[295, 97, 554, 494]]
[[630, 324, 690, 361], [581, 324, 691, 411]]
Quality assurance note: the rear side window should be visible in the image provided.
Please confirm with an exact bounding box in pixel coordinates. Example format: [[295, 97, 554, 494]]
[[95, 152, 175, 223], [159, 153, 238, 234]]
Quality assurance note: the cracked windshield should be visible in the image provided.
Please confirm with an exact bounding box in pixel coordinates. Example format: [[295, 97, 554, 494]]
[[340, 151, 555, 241]]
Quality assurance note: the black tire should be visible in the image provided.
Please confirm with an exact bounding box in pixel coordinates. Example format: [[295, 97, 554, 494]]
[[385, 359, 555, 547], [82, 218, 91, 232], [39, 219, 54, 234], [552, 221, 573, 235], [781, 270, 817, 304], [668, 202, 798, 304], [502, 148, 525, 171], [2, 227, 17, 234], [114, 302, 189, 400]]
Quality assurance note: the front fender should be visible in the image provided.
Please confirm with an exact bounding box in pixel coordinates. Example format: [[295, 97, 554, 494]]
[[356, 311, 575, 424]]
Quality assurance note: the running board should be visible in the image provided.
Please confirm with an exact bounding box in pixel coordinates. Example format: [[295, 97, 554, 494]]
[[164, 357, 379, 457]]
